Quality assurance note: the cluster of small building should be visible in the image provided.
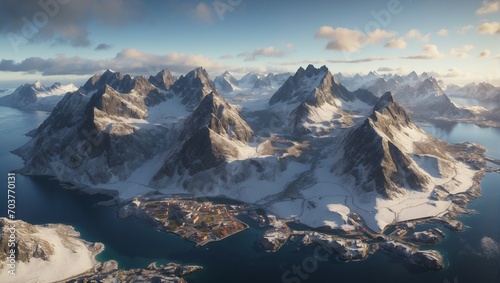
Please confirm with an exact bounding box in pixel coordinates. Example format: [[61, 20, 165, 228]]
[[141, 199, 247, 246]]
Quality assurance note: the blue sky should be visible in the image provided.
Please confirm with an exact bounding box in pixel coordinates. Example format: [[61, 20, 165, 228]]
[[0, 0, 499, 87]]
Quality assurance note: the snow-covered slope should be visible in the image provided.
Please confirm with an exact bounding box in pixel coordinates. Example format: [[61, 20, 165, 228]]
[[0, 218, 102, 283], [253, 72, 292, 89], [336, 72, 477, 120], [333, 92, 432, 198], [14, 69, 177, 185], [268, 64, 378, 136], [151, 90, 254, 186], [214, 71, 240, 92], [0, 81, 77, 111], [14, 65, 488, 234], [446, 82, 500, 102]]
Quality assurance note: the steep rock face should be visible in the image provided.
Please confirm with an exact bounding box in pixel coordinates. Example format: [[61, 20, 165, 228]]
[[14, 70, 173, 184], [0, 218, 54, 265], [269, 65, 377, 135], [152, 91, 253, 182], [172, 67, 216, 110], [179, 92, 254, 142], [81, 70, 167, 108], [148, 69, 176, 91], [332, 92, 431, 199]]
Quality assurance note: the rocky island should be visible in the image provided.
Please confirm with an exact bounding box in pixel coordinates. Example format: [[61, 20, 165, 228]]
[[0, 218, 202, 283]]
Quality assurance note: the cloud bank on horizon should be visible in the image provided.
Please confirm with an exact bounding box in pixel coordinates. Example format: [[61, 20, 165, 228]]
[[0, 0, 499, 85]]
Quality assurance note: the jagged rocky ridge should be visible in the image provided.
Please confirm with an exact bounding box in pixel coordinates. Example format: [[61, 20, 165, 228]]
[[13, 65, 488, 234], [14, 67, 254, 188], [332, 91, 485, 199], [336, 71, 480, 121], [332, 92, 431, 198], [214, 71, 292, 92], [152, 90, 254, 183], [269, 64, 378, 135]]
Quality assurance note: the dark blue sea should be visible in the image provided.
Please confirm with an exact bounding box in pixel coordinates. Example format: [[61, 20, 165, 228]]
[[0, 106, 498, 283]]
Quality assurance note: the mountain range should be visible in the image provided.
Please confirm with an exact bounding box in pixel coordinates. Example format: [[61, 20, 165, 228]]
[[12, 65, 489, 232], [446, 82, 500, 102], [336, 71, 500, 126], [0, 81, 77, 111], [214, 71, 292, 92]]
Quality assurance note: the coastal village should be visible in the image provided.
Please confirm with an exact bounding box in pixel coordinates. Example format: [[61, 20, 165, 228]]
[[126, 196, 248, 246], [121, 195, 454, 270]]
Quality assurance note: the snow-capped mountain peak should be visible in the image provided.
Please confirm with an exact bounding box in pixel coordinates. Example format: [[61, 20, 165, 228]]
[[33, 80, 44, 90], [214, 71, 239, 93], [0, 81, 78, 111]]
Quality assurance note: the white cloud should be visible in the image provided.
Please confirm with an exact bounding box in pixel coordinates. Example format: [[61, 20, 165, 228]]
[[450, 45, 474, 57], [402, 44, 444, 59], [237, 46, 285, 61], [376, 66, 410, 75], [190, 2, 214, 23], [315, 26, 395, 52], [377, 67, 395, 72], [0, 49, 226, 76], [445, 68, 465, 77], [405, 29, 430, 42], [476, 0, 499, 14], [365, 29, 397, 44], [437, 29, 448, 36], [477, 22, 500, 34], [286, 43, 294, 49], [280, 60, 327, 66], [428, 68, 465, 78], [458, 25, 474, 34], [316, 26, 365, 52], [478, 49, 491, 58], [423, 44, 443, 56], [384, 37, 407, 49]]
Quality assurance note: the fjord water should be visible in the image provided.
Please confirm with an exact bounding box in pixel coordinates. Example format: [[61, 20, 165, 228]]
[[0, 105, 498, 283]]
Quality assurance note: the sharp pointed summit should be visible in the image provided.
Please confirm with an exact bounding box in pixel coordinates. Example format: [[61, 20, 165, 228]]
[[333, 92, 432, 198]]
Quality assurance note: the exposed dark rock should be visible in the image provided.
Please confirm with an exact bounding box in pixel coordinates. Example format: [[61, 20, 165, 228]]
[[152, 91, 253, 181], [148, 69, 176, 91], [333, 92, 430, 199], [172, 67, 216, 110]]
